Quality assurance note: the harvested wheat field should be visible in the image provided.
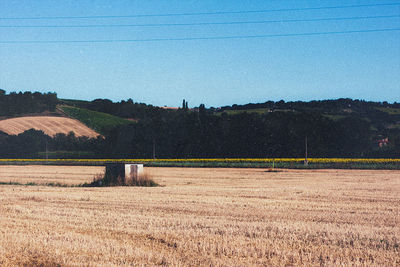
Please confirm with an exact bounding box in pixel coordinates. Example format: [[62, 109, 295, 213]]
[[0, 167, 399, 266], [0, 116, 99, 137], [0, 165, 104, 185]]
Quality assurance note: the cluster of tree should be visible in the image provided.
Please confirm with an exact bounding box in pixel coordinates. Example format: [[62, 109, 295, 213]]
[[220, 98, 400, 113], [0, 90, 58, 116], [0, 91, 399, 158], [182, 99, 189, 111], [2, 107, 398, 159], [104, 110, 397, 158], [0, 129, 104, 158], [74, 97, 400, 143], [63, 98, 163, 121]]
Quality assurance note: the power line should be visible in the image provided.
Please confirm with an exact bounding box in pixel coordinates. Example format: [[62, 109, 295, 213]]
[[1, 15, 398, 28], [0, 28, 398, 44], [0, 3, 399, 20]]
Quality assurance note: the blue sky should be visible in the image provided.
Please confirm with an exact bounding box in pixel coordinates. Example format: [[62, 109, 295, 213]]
[[0, 0, 399, 107]]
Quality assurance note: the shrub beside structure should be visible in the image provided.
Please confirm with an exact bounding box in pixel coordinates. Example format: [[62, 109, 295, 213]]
[[104, 163, 144, 185]]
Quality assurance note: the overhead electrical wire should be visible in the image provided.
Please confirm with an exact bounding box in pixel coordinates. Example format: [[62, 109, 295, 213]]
[[0, 3, 399, 20], [1, 28, 399, 44], [1, 3, 398, 44], [0, 15, 398, 28]]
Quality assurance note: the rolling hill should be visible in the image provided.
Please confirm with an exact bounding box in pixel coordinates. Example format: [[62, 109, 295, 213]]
[[0, 116, 100, 138], [1, 90, 399, 158], [58, 105, 133, 135]]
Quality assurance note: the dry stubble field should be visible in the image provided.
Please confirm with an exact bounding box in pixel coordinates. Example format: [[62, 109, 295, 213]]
[[0, 116, 99, 138], [0, 166, 399, 266]]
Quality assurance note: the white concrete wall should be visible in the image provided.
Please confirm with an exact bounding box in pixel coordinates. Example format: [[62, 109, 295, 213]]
[[125, 164, 143, 179]]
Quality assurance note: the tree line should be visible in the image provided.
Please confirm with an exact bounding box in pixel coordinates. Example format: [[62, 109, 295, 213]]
[[0, 90, 399, 158], [0, 89, 58, 116], [0, 108, 398, 159]]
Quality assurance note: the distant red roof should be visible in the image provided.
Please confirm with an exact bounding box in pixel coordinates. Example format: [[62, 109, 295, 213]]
[[377, 137, 389, 147]]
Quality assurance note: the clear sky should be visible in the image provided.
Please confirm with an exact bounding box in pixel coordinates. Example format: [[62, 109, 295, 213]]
[[0, 0, 399, 107]]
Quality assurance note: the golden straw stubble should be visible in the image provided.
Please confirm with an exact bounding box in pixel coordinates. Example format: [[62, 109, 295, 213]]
[[0, 167, 399, 266]]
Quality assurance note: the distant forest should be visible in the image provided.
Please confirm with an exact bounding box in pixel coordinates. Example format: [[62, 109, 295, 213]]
[[0, 90, 399, 158], [0, 89, 58, 116]]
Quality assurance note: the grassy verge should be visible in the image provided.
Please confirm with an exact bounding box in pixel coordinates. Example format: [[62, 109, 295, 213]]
[[0, 158, 399, 169]]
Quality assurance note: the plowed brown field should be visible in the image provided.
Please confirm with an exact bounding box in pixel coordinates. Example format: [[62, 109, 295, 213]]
[[0, 167, 399, 266], [0, 116, 99, 137]]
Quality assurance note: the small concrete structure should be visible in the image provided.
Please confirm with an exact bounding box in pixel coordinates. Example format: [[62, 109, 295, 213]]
[[125, 164, 144, 184], [105, 163, 144, 185]]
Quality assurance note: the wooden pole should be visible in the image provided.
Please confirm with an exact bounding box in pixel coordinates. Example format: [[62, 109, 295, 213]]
[[45, 140, 48, 162], [304, 136, 308, 166], [152, 138, 156, 160]]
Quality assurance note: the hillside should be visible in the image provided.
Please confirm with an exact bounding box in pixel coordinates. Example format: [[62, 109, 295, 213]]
[[58, 105, 133, 135], [0, 90, 134, 138], [0, 90, 399, 159], [0, 116, 100, 138]]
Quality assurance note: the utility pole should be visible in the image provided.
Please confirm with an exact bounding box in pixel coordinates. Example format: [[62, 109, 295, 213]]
[[152, 138, 156, 160], [45, 140, 48, 162], [304, 136, 308, 166]]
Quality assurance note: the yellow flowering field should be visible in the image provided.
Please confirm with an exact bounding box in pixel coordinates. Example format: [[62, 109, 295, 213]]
[[0, 158, 399, 169]]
